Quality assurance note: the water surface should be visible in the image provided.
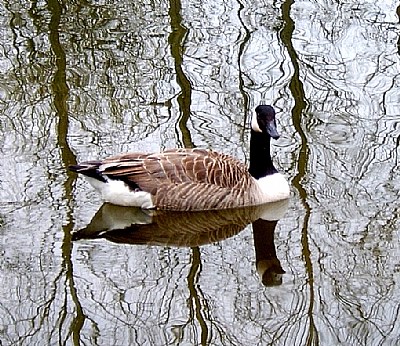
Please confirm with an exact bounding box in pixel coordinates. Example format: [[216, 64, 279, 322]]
[[0, 0, 399, 345]]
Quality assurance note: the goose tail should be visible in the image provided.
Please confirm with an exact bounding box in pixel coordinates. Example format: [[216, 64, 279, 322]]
[[69, 161, 107, 183]]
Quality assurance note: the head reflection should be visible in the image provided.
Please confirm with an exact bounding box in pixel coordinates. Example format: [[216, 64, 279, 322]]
[[252, 219, 286, 286]]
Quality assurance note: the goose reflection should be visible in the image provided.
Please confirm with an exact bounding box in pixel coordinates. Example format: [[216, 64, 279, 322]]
[[73, 199, 289, 286]]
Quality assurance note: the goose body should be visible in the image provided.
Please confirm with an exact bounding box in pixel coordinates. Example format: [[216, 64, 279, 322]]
[[70, 105, 290, 210]]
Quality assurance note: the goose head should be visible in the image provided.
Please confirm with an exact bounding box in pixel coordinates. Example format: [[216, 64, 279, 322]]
[[249, 105, 284, 179], [251, 105, 280, 140]]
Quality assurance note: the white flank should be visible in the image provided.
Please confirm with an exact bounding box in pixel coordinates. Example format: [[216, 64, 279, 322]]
[[85, 177, 155, 208], [256, 173, 290, 203]]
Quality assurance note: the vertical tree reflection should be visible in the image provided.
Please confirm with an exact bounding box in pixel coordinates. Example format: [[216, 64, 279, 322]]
[[168, 0, 194, 149], [186, 247, 210, 345], [169, 1, 209, 343], [236, 0, 251, 128], [279, 0, 318, 345], [48, 0, 84, 344]]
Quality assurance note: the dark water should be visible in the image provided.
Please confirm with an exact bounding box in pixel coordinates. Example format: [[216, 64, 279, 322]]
[[0, 0, 399, 345]]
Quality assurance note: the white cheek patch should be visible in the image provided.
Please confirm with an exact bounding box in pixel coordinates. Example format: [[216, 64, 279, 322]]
[[251, 113, 262, 132]]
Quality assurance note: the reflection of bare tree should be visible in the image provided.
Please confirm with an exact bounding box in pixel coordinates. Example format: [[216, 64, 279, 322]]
[[1, 0, 400, 345], [60, 1, 180, 151], [168, 0, 194, 149], [236, 0, 251, 128], [48, 0, 86, 343], [277, 1, 400, 344], [279, 0, 319, 344]]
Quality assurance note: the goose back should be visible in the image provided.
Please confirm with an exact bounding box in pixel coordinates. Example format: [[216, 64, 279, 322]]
[[98, 148, 262, 210]]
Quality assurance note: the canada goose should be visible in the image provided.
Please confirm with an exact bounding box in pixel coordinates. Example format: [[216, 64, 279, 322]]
[[69, 105, 290, 210]]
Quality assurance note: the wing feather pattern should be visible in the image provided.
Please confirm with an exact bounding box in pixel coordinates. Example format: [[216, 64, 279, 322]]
[[98, 148, 258, 210]]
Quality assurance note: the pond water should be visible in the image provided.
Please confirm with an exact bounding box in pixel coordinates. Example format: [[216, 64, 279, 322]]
[[1, 0, 400, 345]]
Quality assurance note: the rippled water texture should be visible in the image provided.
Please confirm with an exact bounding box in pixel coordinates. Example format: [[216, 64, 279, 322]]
[[1, 0, 400, 345]]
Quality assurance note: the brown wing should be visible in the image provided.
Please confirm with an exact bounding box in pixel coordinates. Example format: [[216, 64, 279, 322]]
[[99, 148, 255, 210]]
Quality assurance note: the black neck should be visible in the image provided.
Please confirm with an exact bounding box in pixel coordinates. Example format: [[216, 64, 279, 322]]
[[248, 130, 277, 179]]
